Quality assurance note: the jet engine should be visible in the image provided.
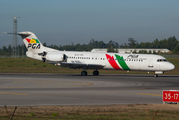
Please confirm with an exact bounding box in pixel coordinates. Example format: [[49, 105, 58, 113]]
[[46, 53, 65, 62], [38, 51, 66, 62]]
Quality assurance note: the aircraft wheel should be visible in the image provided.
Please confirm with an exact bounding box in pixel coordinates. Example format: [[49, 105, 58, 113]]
[[93, 70, 99, 76], [81, 71, 87, 76], [154, 74, 158, 78]]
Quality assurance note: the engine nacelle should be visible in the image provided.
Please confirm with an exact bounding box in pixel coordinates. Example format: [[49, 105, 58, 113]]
[[45, 53, 65, 62]]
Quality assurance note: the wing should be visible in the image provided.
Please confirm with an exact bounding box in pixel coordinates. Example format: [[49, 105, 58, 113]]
[[60, 62, 105, 69]]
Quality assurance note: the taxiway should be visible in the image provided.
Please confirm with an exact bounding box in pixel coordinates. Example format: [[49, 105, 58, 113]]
[[0, 73, 179, 106]]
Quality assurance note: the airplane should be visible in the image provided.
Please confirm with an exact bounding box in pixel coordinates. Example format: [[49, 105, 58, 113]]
[[7, 31, 175, 77]]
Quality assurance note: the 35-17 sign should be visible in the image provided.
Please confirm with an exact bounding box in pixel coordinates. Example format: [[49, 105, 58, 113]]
[[163, 90, 179, 102]]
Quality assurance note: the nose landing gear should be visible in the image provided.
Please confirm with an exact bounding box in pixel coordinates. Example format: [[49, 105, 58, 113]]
[[154, 74, 158, 78]]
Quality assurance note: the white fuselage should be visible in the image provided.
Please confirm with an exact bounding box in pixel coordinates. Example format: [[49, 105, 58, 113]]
[[65, 52, 174, 71], [31, 49, 175, 72]]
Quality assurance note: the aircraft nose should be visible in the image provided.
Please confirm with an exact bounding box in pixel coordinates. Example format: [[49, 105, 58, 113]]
[[168, 63, 175, 70]]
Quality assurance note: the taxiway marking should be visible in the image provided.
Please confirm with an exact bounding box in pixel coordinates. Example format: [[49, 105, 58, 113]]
[[0, 92, 28, 95], [137, 93, 162, 96]]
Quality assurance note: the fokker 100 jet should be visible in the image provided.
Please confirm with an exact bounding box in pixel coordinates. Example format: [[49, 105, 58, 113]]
[[7, 31, 175, 77]]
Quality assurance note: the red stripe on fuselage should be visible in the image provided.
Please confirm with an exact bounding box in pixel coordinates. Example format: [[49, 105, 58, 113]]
[[105, 54, 121, 70]]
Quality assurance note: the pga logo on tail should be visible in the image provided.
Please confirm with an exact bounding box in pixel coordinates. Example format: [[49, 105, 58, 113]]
[[26, 38, 40, 49]]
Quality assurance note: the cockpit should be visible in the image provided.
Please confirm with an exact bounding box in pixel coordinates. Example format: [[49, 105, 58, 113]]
[[157, 59, 167, 62]]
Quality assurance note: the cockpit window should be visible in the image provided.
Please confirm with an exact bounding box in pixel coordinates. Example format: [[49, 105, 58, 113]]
[[157, 59, 167, 62]]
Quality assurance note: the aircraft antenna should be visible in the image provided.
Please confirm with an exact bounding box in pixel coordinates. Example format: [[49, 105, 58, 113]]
[[11, 17, 20, 57]]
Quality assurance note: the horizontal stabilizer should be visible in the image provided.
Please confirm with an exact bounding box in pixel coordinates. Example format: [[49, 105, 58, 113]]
[[4, 32, 32, 37]]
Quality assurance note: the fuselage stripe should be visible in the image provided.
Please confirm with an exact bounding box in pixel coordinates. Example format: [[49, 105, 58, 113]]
[[115, 54, 130, 70], [105, 54, 121, 70]]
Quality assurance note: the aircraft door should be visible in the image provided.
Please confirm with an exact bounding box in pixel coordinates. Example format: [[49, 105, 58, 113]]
[[148, 59, 153, 68]]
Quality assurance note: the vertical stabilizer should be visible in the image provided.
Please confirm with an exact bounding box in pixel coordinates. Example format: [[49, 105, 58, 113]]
[[18, 31, 45, 53], [17, 31, 45, 60], [6, 31, 59, 61]]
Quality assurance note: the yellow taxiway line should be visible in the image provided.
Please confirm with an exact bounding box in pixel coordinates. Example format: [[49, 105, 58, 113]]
[[0, 92, 28, 95], [137, 93, 162, 96]]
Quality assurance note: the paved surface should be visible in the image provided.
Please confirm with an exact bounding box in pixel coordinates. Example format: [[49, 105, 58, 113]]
[[0, 73, 179, 106]]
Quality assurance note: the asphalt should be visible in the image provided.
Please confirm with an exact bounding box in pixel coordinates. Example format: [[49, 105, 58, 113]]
[[0, 73, 179, 106]]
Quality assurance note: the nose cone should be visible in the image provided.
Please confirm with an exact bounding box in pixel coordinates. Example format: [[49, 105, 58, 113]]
[[168, 63, 175, 70]]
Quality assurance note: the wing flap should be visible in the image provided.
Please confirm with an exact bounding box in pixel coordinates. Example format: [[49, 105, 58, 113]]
[[60, 62, 105, 69]]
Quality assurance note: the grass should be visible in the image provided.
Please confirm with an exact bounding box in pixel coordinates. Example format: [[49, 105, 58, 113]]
[[51, 113, 58, 116], [0, 57, 178, 75], [0, 104, 179, 120]]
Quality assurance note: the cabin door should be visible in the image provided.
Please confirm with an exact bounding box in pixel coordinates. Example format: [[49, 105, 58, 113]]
[[148, 59, 153, 68]]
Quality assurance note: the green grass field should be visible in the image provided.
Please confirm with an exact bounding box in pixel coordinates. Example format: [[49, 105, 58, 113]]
[[0, 57, 178, 75], [0, 104, 179, 120]]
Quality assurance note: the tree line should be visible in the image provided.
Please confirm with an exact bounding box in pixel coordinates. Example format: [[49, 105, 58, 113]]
[[0, 36, 179, 56]]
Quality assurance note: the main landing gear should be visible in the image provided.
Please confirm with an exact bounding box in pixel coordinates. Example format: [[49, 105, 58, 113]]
[[93, 70, 99, 76], [81, 70, 99, 76], [81, 71, 87, 76], [154, 74, 158, 78]]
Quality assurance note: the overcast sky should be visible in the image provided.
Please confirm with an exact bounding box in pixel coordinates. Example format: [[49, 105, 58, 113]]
[[1, 0, 179, 48]]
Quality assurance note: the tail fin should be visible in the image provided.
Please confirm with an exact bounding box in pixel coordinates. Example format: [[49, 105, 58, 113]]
[[6, 31, 59, 61], [18, 31, 45, 53]]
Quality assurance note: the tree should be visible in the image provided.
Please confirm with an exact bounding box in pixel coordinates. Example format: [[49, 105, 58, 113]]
[[43, 42, 47, 47], [153, 50, 157, 54], [138, 50, 143, 54], [107, 45, 114, 52], [148, 50, 152, 54], [167, 36, 178, 51], [107, 40, 119, 53], [132, 50, 137, 53], [173, 42, 179, 54], [128, 38, 137, 48]]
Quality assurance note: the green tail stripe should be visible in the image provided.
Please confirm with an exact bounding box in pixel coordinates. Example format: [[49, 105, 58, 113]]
[[115, 54, 130, 70]]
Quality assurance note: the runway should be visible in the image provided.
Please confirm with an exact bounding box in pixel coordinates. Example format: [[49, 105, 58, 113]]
[[0, 73, 179, 106]]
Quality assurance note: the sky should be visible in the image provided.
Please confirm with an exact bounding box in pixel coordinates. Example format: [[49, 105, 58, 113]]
[[1, 0, 179, 48]]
